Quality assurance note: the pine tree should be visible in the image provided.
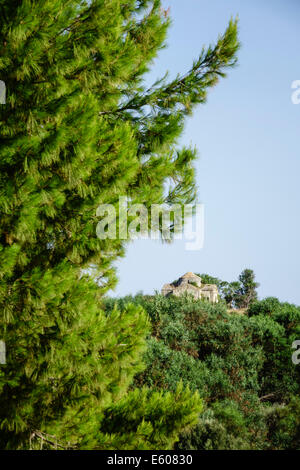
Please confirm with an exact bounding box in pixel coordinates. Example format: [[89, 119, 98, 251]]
[[236, 269, 259, 309], [0, 1, 239, 449]]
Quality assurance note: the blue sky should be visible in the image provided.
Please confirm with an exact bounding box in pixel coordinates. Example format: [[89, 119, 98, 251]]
[[111, 0, 300, 304]]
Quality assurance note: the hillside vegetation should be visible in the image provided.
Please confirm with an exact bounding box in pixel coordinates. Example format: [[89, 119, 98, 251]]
[[104, 291, 300, 450]]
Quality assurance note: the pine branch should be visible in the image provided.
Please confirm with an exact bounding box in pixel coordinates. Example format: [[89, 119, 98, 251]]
[[30, 430, 76, 450]]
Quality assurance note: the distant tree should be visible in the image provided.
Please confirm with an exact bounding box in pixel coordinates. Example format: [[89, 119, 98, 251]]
[[222, 281, 242, 309], [236, 269, 259, 309], [200, 269, 259, 309]]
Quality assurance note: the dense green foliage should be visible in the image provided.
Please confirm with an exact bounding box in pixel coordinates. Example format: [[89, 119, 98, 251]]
[[0, 1, 239, 449], [104, 292, 300, 449]]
